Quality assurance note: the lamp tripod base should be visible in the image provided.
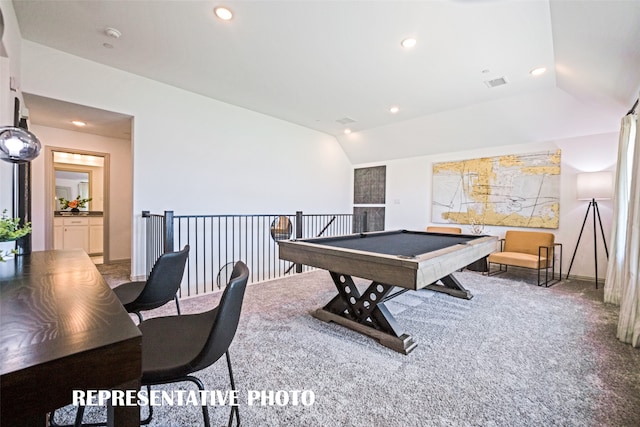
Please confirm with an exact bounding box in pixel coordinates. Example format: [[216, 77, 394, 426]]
[[566, 199, 609, 289]]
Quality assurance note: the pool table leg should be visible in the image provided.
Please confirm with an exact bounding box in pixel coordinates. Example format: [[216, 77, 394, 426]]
[[312, 272, 418, 354], [424, 274, 473, 300]]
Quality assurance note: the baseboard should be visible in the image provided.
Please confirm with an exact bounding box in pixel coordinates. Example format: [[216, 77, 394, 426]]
[[105, 257, 131, 264], [564, 273, 605, 284], [485, 263, 605, 285]]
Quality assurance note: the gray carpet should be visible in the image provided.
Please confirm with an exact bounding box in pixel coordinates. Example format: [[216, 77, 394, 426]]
[[95, 259, 132, 288], [56, 267, 640, 426]]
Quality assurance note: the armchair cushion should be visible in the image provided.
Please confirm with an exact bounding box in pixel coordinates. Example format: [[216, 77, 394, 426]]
[[488, 251, 548, 270]]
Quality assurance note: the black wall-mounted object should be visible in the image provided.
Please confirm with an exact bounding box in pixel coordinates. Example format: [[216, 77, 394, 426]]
[[13, 97, 33, 255], [13, 97, 20, 127], [353, 166, 386, 232]]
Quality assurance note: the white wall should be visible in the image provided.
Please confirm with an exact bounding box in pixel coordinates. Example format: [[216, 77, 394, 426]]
[[20, 41, 353, 276], [30, 125, 133, 261], [0, 1, 23, 213], [0, 1, 22, 116], [355, 131, 618, 281]]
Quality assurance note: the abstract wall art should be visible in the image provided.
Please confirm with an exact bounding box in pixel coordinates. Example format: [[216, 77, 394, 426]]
[[432, 150, 561, 229]]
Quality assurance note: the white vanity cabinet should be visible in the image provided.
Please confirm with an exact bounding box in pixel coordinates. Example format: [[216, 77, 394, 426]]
[[54, 216, 103, 255]]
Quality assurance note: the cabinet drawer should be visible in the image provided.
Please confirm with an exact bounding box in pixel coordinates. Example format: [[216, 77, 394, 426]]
[[89, 217, 104, 225], [63, 217, 89, 226]]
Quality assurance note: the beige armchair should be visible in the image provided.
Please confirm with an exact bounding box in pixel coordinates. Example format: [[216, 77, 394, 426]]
[[487, 230, 562, 286]]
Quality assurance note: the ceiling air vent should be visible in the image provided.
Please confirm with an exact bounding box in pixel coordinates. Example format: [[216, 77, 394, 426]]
[[336, 117, 356, 125], [484, 77, 508, 88]]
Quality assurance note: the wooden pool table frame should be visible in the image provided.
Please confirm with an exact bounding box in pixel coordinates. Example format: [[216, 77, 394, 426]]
[[279, 230, 498, 354]]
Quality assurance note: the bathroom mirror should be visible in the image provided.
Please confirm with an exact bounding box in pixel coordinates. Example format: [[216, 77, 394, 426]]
[[55, 169, 90, 211], [52, 151, 104, 213]]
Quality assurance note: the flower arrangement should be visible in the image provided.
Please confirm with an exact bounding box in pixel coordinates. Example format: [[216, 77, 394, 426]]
[[59, 195, 92, 211], [0, 210, 32, 261]]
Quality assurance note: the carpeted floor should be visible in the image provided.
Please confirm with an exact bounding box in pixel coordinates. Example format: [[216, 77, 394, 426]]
[[57, 266, 640, 426], [95, 259, 132, 288]]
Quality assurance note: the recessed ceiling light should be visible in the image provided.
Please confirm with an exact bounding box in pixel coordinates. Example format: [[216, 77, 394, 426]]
[[401, 38, 417, 49], [214, 6, 233, 21], [71, 121, 86, 127], [104, 27, 122, 39], [530, 67, 546, 76], [389, 106, 400, 114], [344, 129, 352, 135]]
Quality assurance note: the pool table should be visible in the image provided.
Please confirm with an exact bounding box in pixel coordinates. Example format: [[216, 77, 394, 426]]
[[278, 230, 497, 354]]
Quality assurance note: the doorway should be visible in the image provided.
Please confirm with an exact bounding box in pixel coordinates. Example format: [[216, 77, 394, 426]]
[[45, 147, 110, 264], [22, 93, 133, 264]]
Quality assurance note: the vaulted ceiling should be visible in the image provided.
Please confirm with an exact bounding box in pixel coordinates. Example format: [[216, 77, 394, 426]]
[[11, 0, 640, 163]]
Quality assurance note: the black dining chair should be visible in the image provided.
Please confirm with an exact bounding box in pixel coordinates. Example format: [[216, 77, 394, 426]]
[[139, 260, 249, 426], [54, 260, 250, 427], [113, 245, 189, 323]]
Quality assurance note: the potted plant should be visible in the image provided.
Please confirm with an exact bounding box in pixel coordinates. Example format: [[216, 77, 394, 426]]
[[59, 195, 92, 213], [0, 209, 32, 261]]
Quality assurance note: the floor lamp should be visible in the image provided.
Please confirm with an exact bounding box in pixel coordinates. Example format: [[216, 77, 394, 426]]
[[566, 171, 613, 288], [0, 126, 42, 256]]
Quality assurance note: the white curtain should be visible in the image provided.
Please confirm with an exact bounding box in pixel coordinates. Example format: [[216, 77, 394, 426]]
[[605, 107, 640, 346], [604, 115, 636, 304], [618, 110, 640, 346]]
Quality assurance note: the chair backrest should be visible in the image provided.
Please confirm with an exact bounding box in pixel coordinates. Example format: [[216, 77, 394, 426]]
[[426, 226, 462, 234], [189, 261, 249, 372], [503, 231, 554, 256], [134, 245, 190, 310]]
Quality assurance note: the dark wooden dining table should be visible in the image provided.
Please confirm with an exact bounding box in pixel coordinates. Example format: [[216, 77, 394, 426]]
[[0, 249, 141, 426]]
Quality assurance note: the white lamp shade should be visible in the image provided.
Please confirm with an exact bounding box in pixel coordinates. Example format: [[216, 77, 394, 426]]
[[576, 171, 613, 200]]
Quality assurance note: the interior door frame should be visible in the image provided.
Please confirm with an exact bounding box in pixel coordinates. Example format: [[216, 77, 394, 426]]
[[45, 146, 111, 263]]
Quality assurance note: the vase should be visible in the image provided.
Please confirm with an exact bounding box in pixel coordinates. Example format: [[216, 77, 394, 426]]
[[0, 240, 16, 261], [71, 208, 80, 214]]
